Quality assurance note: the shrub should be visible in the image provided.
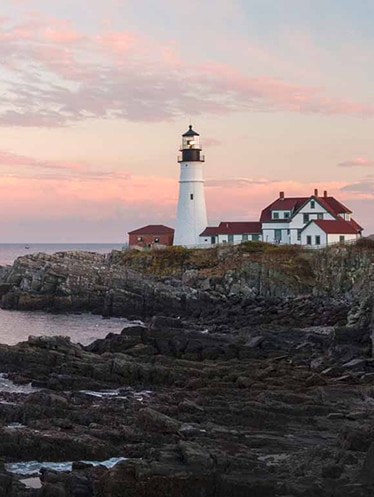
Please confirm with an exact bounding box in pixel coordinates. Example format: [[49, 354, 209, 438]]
[[356, 237, 374, 250]]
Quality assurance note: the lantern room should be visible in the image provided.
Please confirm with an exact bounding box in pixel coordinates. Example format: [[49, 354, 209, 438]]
[[178, 125, 204, 163], [181, 125, 201, 150]]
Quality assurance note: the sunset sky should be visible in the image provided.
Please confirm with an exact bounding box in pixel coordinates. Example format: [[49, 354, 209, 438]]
[[1, 0, 374, 241]]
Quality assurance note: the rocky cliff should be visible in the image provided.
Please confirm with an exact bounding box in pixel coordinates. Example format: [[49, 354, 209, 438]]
[[0, 243, 373, 327]]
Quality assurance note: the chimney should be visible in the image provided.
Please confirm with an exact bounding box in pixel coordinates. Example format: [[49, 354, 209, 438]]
[[314, 189, 319, 197], [279, 191, 285, 199], [324, 190, 328, 198]]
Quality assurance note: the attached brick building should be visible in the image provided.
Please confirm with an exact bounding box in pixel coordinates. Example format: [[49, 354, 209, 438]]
[[128, 225, 174, 248]]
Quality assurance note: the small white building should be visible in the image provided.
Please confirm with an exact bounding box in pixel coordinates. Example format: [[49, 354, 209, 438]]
[[199, 222, 262, 246], [301, 219, 362, 247]]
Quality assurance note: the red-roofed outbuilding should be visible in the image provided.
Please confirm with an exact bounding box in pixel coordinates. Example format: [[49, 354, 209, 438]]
[[128, 225, 174, 248]]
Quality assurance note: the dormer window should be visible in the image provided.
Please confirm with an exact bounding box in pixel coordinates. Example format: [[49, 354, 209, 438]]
[[311, 200, 315, 209], [272, 212, 279, 219], [284, 212, 290, 219]]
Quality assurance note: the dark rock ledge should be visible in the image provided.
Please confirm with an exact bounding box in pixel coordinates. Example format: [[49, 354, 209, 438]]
[[0, 313, 373, 495]]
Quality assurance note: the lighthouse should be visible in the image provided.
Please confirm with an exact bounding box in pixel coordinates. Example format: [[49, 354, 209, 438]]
[[174, 125, 208, 246]]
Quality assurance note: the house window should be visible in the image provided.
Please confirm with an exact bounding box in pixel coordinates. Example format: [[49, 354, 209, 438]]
[[287, 229, 290, 235], [311, 200, 315, 209], [137, 236, 143, 241], [315, 235, 321, 245], [284, 212, 290, 218], [303, 214, 309, 224], [252, 234, 260, 241], [306, 236, 312, 245], [272, 212, 279, 219], [297, 229, 302, 241], [228, 234, 234, 243], [274, 229, 282, 242], [154, 237, 160, 243], [242, 234, 248, 241], [339, 235, 345, 243], [190, 194, 194, 200], [211, 236, 216, 244], [317, 213, 323, 220]]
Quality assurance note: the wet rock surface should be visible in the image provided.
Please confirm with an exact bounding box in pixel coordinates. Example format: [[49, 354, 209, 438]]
[[0, 311, 373, 496]]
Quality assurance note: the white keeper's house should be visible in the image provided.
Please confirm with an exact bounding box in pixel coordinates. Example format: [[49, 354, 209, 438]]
[[199, 189, 363, 248]]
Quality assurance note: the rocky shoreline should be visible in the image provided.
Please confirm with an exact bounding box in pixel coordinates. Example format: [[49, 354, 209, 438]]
[[0, 244, 373, 495], [0, 312, 372, 496]]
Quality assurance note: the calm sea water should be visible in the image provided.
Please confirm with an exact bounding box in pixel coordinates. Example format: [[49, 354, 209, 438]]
[[0, 243, 124, 267], [0, 309, 139, 346], [0, 243, 137, 346]]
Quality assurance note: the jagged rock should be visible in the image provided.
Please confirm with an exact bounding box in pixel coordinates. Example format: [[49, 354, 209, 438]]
[[178, 441, 214, 469], [361, 442, 374, 484], [138, 408, 181, 433]]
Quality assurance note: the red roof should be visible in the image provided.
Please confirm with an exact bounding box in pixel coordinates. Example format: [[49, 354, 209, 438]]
[[200, 221, 262, 237], [128, 224, 174, 235], [200, 227, 219, 236], [317, 197, 351, 215], [347, 218, 363, 232], [260, 197, 306, 222], [260, 195, 352, 222], [310, 219, 361, 234]]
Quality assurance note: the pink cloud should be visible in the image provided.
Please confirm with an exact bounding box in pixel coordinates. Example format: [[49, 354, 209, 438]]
[[1, 156, 372, 240], [95, 31, 138, 53], [341, 181, 374, 196], [338, 158, 374, 168], [42, 27, 83, 44], [0, 150, 85, 171], [1, 14, 374, 128]]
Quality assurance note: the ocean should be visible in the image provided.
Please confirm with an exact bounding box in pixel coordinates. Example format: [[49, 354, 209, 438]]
[[0, 243, 136, 346]]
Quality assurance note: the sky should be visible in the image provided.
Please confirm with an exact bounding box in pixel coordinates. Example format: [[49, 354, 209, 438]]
[[1, 0, 374, 242]]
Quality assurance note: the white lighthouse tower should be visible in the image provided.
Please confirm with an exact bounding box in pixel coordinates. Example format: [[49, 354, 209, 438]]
[[174, 125, 207, 247]]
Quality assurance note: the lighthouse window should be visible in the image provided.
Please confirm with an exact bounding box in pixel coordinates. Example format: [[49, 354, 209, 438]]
[[190, 194, 194, 200]]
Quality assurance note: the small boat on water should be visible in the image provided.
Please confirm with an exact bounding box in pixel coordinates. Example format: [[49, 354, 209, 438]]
[[24, 246, 30, 249]]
